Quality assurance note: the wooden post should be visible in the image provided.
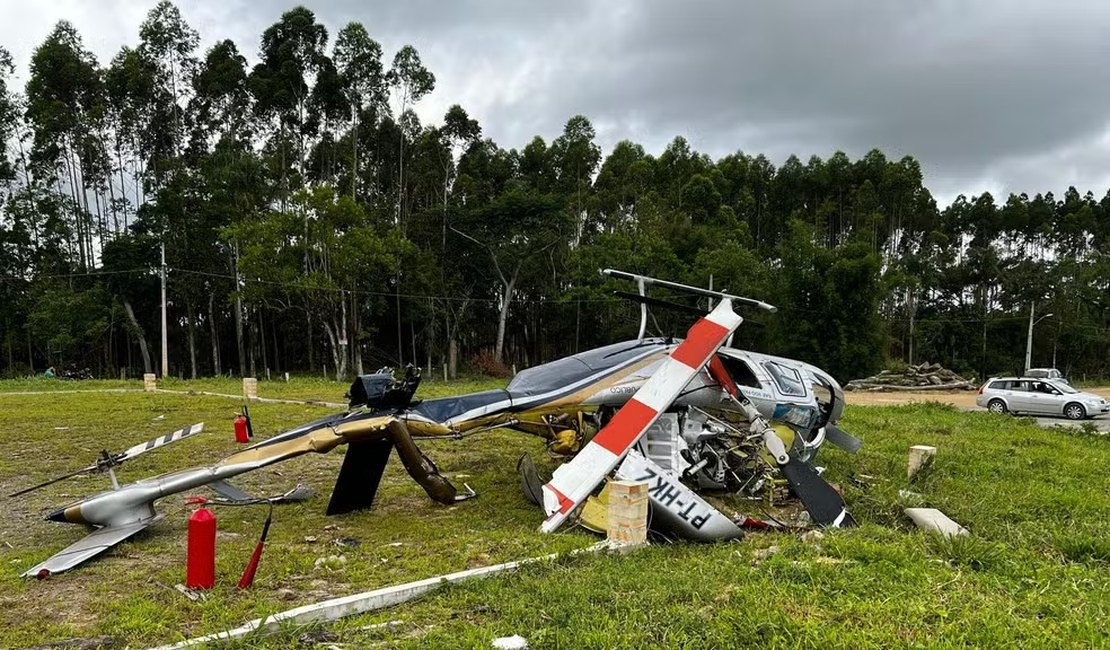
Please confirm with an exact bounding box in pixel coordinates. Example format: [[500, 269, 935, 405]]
[[243, 377, 258, 400], [908, 445, 936, 480], [606, 480, 649, 547], [143, 373, 157, 392]]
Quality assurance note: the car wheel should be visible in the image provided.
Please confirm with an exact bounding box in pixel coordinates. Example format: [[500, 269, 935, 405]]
[[988, 399, 1007, 414], [1064, 403, 1086, 421]]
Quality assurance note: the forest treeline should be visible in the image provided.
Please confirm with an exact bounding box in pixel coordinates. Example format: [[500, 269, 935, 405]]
[[1, 3, 1109, 384]]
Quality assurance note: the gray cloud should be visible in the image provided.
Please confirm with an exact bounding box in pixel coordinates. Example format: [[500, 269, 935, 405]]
[[3, 0, 1110, 204]]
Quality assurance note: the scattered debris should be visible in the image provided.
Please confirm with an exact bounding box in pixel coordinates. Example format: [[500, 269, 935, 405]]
[[491, 635, 529, 649], [334, 537, 361, 548], [905, 507, 968, 538], [751, 545, 782, 563], [846, 363, 975, 391], [52, 427, 70, 431], [145, 544, 607, 650], [355, 620, 404, 634], [152, 415, 165, 422], [800, 530, 825, 545], [28, 636, 119, 650], [314, 554, 348, 571], [898, 489, 926, 506], [297, 630, 337, 645], [303, 536, 318, 543]]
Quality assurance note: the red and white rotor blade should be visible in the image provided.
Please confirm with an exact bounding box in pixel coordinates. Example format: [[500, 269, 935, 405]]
[[539, 300, 742, 533]]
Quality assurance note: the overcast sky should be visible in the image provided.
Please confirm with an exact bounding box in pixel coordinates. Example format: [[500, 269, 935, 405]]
[[3, 0, 1110, 205]]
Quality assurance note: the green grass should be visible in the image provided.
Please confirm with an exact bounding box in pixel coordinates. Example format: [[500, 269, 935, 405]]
[[1, 382, 1109, 648]]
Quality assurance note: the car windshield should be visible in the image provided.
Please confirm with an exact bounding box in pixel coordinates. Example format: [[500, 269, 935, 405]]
[[1048, 380, 1078, 394]]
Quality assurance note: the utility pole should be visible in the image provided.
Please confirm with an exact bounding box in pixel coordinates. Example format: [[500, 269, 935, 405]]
[[1025, 303, 1054, 373], [161, 242, 169, 378], [1025, 303, 1034, 373]]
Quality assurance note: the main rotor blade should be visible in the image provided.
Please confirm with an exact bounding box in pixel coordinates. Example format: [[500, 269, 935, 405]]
[[9, 423, 205, 498], [118, 422, 205, 462], [9, 463, 98, 498]]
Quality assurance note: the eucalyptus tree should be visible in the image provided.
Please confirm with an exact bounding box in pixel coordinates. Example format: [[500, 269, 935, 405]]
[[333, 22, 386, 199], [249, 6, 328, 207], [189, 40, 251, 147], [136, 0, 198, 186], [548, 115, 601, 244], [105, 46, 156, 218], [0, 47, 17, 186], [452, 185, 570, 364], [24, 20, 105, 269], [387, 45, 435, 226]]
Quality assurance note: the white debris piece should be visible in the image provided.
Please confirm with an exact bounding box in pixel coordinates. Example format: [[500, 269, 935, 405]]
[[907, 445, 936, 479], [492, 635, 529, 649], [904, 507, 968, 538]]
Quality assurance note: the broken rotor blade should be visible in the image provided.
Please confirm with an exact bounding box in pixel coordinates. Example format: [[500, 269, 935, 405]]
[[779, 459, 857, 528], [539, 299, 743, 533], [9, 423, 206, 498], [117, 422, 205, 462]]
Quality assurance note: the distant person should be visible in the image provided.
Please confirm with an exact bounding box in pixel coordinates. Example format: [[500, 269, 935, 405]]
[[44, 366, 56, 378]]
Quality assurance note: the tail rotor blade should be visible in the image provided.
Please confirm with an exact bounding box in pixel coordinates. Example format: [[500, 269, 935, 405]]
[[118, 423, 205, 462]]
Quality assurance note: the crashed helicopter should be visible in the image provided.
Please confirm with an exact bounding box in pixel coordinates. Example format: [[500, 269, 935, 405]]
[[15, 269, 862, 577]]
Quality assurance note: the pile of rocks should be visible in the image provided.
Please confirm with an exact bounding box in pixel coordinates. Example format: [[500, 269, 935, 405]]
[[846, 362, 975, 392]]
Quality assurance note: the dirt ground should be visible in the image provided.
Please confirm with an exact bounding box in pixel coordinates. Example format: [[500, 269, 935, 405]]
[[845, 385, 1110, 408]]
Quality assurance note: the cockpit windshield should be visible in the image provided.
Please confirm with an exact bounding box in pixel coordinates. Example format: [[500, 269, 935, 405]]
[[764, 361, 806, 397]]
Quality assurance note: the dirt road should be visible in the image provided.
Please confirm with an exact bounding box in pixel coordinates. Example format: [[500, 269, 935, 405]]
[[845, 385, 1110, 408], [846, 385, 1110, 433]]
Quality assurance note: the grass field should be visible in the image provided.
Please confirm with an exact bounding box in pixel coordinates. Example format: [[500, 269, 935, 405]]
[[1, 377, 1109, 648]]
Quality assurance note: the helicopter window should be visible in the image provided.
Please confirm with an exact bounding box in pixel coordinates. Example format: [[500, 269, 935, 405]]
[[764, 361, 806, 397], [719, 356, 763, 389]]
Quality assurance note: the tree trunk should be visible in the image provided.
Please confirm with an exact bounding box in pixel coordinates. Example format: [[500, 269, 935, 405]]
[[907, 286, 916, 366], [208, 292, 220, 376], [271, 317, 282, 375], [494, 269, 519, 364], [322, 315, 348, 381], [248, 310, 257, 378], [122, 299, 153, 374], [186, 301, 198, 379], [306, 310, 315, 373], [233, 247, 246, 377], [258, 308, 269, 377]]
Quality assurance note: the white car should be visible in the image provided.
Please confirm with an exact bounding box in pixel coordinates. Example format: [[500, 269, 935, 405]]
[[977, 377, 1110, 420]]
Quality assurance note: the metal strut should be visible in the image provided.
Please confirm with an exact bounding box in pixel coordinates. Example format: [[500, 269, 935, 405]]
[[603, 268, 778, 313], [636, 277, 648, 341]]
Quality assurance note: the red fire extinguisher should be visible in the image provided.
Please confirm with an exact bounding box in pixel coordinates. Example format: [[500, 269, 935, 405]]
[[186, 508, 216, 589], [234, 404, 253, 444]]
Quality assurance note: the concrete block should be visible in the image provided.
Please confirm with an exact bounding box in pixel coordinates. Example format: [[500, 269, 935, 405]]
[[143, 373, 157, 392], [908, 445, 936, 479], [243, 377, 258, 400], [905, 507, 968, 538]]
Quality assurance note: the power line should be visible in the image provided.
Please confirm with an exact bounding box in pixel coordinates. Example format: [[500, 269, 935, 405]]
[[168, 266, 625, 305]]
